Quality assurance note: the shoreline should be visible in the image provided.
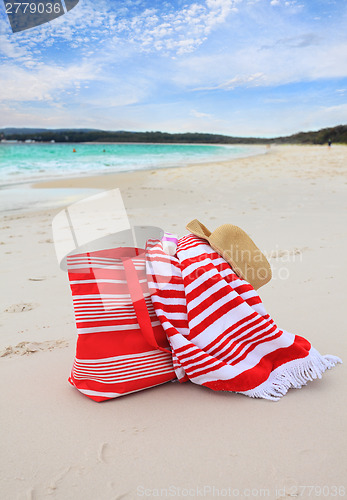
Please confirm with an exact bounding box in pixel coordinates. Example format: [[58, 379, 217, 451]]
[[0, 142, 266, 192], [33, 143, 346, 191], [0, 143, 267, 214], [1, 143, 346, 220], [1, 143, 346, 215], [33, 143, 267, 190]]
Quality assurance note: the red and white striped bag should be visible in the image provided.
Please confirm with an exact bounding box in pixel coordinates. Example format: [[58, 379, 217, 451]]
[[67, 246, 176, 402]]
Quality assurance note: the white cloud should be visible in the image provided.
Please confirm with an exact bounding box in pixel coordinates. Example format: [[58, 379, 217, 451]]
[[0, 0, 112, 58], [307, 103, 347, 127], [261, 33, 322, 50], [112, 0, 236, 55], [173, 34, 347, 91], [0, 35, 27, 59], [269, 0, 304, 13], [194, 72, 267, 90], [0, 0, 237, 58], [0, 61, 98, 101], [0, 100, 144, 129], [190, 109, 212, 118], [0, 18, 38, 67]]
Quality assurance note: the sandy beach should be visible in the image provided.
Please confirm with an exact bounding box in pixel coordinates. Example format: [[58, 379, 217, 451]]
[[1, 144, 346, 500]]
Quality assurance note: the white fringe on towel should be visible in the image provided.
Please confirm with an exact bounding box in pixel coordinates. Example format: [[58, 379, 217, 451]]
[[241, 348, 342, 401]]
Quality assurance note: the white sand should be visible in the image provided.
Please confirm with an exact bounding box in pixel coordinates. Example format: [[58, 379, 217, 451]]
[[0, 145, 346, 499]]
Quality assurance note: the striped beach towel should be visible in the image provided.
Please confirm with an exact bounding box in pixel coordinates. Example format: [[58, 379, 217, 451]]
[[67, 247, 176, 402], [146, 234, 341, 400]]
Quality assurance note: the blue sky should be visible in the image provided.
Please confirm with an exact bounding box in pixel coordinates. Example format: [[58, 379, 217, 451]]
[[0, 0, 347, 137]]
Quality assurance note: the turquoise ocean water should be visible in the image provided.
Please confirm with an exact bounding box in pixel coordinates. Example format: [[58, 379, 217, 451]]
[[0, 142, 264, 212], [0, 142, 263, 187]]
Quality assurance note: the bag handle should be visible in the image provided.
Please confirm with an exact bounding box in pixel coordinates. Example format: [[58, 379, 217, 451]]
[[121, 256, 171, 355]]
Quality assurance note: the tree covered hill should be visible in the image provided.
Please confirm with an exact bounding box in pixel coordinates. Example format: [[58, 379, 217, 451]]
[[1, 125, 346, 144], [274, 125, 347, 144]]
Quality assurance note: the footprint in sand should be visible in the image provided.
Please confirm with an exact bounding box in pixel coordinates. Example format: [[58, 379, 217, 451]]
[[38, 238, 53, 243], [268, 247, 310, 259], [1, 339, 69, 357], [97, 442, 113, 464], [4, 302, 38, 313]]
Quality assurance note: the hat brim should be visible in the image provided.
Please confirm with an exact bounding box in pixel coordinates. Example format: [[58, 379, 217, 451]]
[[186, 220, 272, 289]]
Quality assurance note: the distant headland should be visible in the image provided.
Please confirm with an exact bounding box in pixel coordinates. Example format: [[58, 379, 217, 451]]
[[1, 125, 346, 145]]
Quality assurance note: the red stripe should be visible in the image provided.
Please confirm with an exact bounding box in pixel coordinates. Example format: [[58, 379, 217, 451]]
[[147, 255, 181, 267], [206, 313, 262, 356], [187, 285, 236, 323], [174, 343, 194, 355], [69, 369, 175, 402], [229, 329, 281, 365], [153, 290, 186, 300], [203, 336, 311, 392], [185, 274, 230, 302], [232, 283, 254, 294], [189, 296, 244, 338], [76, 318, 139, 329], [184, 356, 222, 376], [224, 324, 278, 363], [153, 315, 188, 330], [152, 301, 185, 312], [224, 273, 242, 284], [175, 348, 204, 363], [186, 358, 226, 379], [244, 296, 262, 306]]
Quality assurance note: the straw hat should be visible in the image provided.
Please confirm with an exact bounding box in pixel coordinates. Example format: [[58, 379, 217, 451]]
[[186, 219, 272, 290]]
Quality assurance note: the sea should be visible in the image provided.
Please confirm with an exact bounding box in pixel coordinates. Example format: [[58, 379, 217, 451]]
[[0, 142, 264, 212]]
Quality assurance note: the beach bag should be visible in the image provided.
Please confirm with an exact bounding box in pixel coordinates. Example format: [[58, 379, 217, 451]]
[[51, 190, 176, 402], [66, 245, 176, 402]]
